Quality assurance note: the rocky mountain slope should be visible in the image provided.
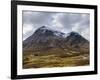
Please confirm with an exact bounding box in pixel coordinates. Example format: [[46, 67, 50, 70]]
[[23, 26, 89, 53]]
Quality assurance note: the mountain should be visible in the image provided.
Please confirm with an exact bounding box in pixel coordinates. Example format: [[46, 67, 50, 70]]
[[64, 31, 89, 51], [23, 26, 89, 56], [23, 26, 66, 50]]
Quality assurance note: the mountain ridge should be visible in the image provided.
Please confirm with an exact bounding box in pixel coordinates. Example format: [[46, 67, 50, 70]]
[[23, 26, 89, 54]]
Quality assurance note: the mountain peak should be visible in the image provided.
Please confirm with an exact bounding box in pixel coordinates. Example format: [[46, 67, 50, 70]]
[[39, 26, 50, 30], [40, 26, 46, 29], [36, 26, 67, 38], [69, 31, 79, 35]]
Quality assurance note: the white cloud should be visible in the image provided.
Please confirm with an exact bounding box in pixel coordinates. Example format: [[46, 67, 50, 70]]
[[82, 28, 90, 40], [23, 24, 33, 35], [23, 24, 35, 40], [23, 11, 90, 41]]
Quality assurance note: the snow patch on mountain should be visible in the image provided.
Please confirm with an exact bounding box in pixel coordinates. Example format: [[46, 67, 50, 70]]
[[39, 26, 69, 38]]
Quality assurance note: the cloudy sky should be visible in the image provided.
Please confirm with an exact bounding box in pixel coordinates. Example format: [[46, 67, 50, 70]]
[[22, 11, 90, 41]]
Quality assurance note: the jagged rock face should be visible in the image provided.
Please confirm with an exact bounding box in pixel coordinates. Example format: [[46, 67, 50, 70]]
[[23, 26, 89, 52]]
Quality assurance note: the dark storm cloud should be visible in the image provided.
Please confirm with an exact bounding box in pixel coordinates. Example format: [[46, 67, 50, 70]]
[[23, 11, 90, 40]]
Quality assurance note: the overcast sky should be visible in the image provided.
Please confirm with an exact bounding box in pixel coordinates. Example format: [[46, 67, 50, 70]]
[[22, 11, 90, 41]]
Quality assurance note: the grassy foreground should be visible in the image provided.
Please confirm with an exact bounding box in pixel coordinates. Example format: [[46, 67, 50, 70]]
[[23, 53, 89, 69]]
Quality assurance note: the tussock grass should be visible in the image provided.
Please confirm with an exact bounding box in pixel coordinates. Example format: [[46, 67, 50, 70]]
[[23, 52, 89, 69]]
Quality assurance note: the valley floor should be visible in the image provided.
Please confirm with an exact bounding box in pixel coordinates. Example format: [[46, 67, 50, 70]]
[[23, 53, 89, 69]]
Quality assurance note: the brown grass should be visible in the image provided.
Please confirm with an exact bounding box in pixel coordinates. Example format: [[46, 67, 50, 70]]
[[23, 51, 89, 69]]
